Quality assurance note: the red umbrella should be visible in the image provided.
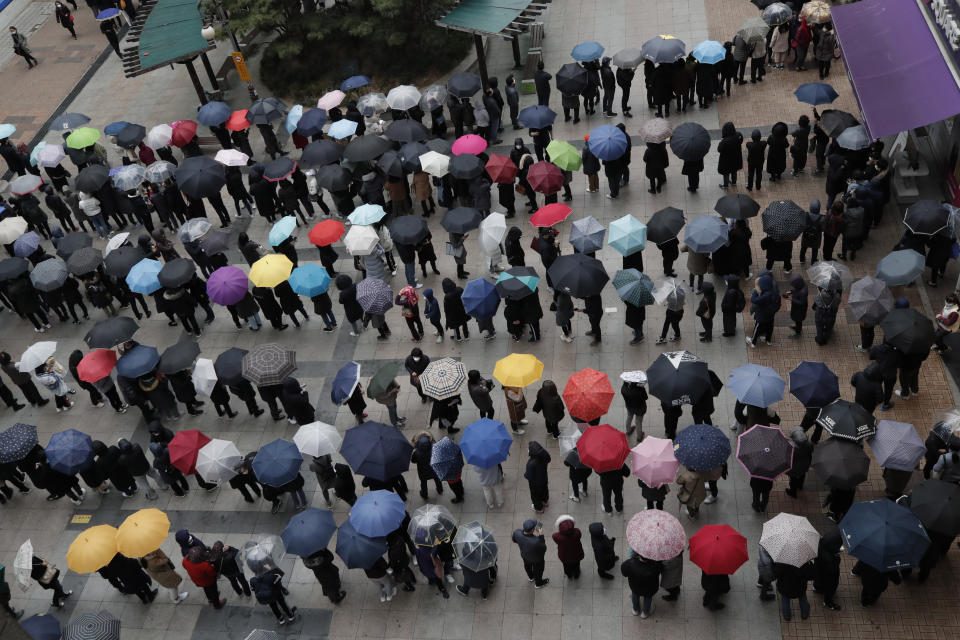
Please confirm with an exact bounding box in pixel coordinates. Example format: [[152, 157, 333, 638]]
[[576, 424, 630, 472], [529, 203, 572, 228], [526, 161, 564, 194], [76, 349, 117, 383], [562, 368, 615, 422], [309, 219, 346, 246], [170, 120, 198, 147], [689, 524, 749, 575], [485, 154, 517, 184], [225, 110, 252, 132], [168, 429, 211, 475]]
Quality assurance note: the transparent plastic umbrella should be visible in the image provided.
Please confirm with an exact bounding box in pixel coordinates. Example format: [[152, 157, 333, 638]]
[[357, 92, 388, 117], [452, 521, 498, 571], [409, 504, 457, 546], [558, 425, 583, 454], [806, 260, 851, 290], [242, 534, 286, 576], [111, 164, 146, 191], [144, 160, 176, 183], [386, 85, 421, 111]]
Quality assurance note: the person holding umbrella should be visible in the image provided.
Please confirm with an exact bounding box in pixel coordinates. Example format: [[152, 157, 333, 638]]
[[250, 562, 298, 625], [30, 553, 71, 607], [303, 548, 345, 604], [34, 359, 72, 412], [812, 284, 841, 346]]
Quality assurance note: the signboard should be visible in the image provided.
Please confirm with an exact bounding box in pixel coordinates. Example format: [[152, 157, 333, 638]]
[[71, 514, 92, 524], [232, 51, 252, 83], [922, 0, 960, 73]]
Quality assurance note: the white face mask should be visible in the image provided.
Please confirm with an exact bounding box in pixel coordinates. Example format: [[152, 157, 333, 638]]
[[412, 357, 421, 362]]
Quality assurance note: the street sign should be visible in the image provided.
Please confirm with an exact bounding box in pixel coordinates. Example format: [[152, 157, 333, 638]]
[[232, 51, 252, 83]]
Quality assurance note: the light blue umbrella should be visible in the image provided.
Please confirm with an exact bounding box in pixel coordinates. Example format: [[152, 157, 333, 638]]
[[608, 214, 647, 255], [571, 41, 604, 61], [587, 124, 629, 161], [341, 75, 371, 91], [29, 141, 46, 167], [692, 40, 725, 64], [289, 264, 331, 297], [285, 104, 304, 134], [348, 203, 388, 226], [268, 216, 298, 246], [197, 101, 232, 126], [252, 438, 303, 487], [728, 363, 785, 408], [126, 258, 163, 294], [328, 119, 358, 139], [282, 507, 336, 557], [349, 490, 405, 537], [684, 215, 729, 253], [0, 123, 16, 139], [876, 249, 925, 286]]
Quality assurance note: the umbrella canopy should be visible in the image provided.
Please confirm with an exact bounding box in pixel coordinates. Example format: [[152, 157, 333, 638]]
[[157, 340, 200, 375], [460, 418, 512, 467], [689, 524, 748, 574], [903, 199, 949, 236], [419, 83, 448, 111], [728, 363, 785, 407], [452, 134, 487, 155], [252, 438, 303, 487], [13, 231, 40, 258], [647, 350, 710, 406], [483, 154, 517, 184], [763, 1, 794, 24], [328, 119, 358, 139], [331, 361, 360, 405], [571, 40, 604, 61], [65, 127, 101, 150], [848, 276, 893, 324], [837, 124, 871, 150], [66, 525, 118, 573], [448, 154, 485, 180], [343, 224, 380, 256], [169, 120, 198, 147], [116, 508, 169, 557], [736, 424, 794, 480], [638, 118, 673, 144], [367, 361, 402, 398], [350, 490, 407, 537], [806, 260, 851, 290], [215, 347, 249, 385], [812, 437, 870, 489], [308, 218, 345, 246], [177, 217, 212, 243], [816, 399, 877, 441], [197, 100, 231, 126], [386, 119, 429, 143], [193, 358, 217, 396], [431, 436, 464, 481], [738, 16, 769, 43], [18, 341, 57, 373], [356, 277, 394, 314], [195, 438, 242, 483], [104, 246, 145, 278], [144, 160, 176, 183], [556, 62, 589, 94], [293, 421, 342, 457], [115, 344, 160, 378], [343, 135, 391, 163], [242, 534, 286, 576], [125, 258, 161, 294], [301, 139, 343, 167], [263, 156, 297, 182], [517, 105, 557, 129], [626, 510, 686, 561], [462, 277, 500, 319], [608, 214, 647, 255], [52, 112, 90, 131], [29, 258, 68, 292], [385, 85, 421, 111], [630, 436, 679, 487], [529, 202, 572, 227], [282, 508, 336, 558], [673, 424, 731, 471], [909, 479, 960, 535], [611, 47, 644, 68], [840, 499, 929, 570], [54, 232, 92, 260], [336, 520, 387, 569], [647, 207, 685, 244], [45, 428, 94, 475], [175, 156, 226, 199], [880, 308, 936, 355], [867, 420, 925, 472], [206, 265, 249, 305], [558, 425, 582, 454], [348, 203, 388, 226], [63, 611, 120, 640], [548, 253, 608, 298], [714, 193, 759, 220], [759, 513, 820, 567], [419, 150, 450, 177], [0, 217, 28, 244], [562, 368, 615, 422], [341, 74, 371, 92], [447, 71, 482, 98], [157, 257, 195, 288], [294, 108, 327, 137], [794, 82, 839, 105], [586, 124, 629, 161], [37, 143, 66, 168], [268, 216, 298, 246], [103, 232, 130, 256], [0, 256, 28, 281], [761, 200, 807, 241], [577, 424, 630, 472], [84, 316, 139, 348], [241, 343, 296, 387], [399, 141, 429, 172], [420, 357, 467, 400], [288, 263, 331, 297], [442, 207, 484, 235], [14, 539, 33, 591], [249, 254, 293, 287], [388, 215, 429, 247], [9, 174, 42, 196], [683, 215, 728, 253], [545, 139, 581, 171], [818, 109, 858, 137], [144, 123, 174, 148], [493, 353, 544, 388], [76, 349, 117, 384], [452, 521, 497, 572], [409, 504, 457, 546], [800, 0, 831, 22], [341, 420, 412, 480], [66, 246, 103, 276], [641, 34, 686, 63], [495, 266, 539, 300], [876, 249, 925, 285], [246, 98, 286, 125], [691, 40, 725, 64], [115, 124, 147, 150], [788, 361, 839, 408], [168, 429, 210, 475], [21, 614, 61, 640], [613, 269, 655, 307]]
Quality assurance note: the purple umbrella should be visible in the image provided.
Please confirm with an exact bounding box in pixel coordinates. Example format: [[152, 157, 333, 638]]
[[206, 266, 249, 306]]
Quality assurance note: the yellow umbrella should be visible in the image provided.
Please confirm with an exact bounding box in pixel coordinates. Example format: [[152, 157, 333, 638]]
[[66, 525, 118, 574], [493, 353, 544, 388], [248, 254, 293, 288], [116, 508, 170, 558]]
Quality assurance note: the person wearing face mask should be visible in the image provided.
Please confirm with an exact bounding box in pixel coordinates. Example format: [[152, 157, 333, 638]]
[[10, 27, 38, 68], [55, 2, 77, 39]]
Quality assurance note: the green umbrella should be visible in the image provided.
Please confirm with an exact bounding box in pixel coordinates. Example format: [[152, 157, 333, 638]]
[[367, 361, 402, 399], [65, 127, 101, 150], [545, 140, 582, 171]]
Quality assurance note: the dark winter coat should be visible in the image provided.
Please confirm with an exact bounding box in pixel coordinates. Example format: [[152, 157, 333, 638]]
[[524, 441, 551, 487], [716, 123, 743, 174], [552, 518, 584, 563], [621, 555, 663, 596], [588, 523, 618, 571]]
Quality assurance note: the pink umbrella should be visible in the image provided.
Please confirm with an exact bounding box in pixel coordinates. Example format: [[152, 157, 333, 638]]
[[317, 90, 346, 111], [626, 510, 686, 561], [630, 436, 680, 487], [452, 134, 488, 156]]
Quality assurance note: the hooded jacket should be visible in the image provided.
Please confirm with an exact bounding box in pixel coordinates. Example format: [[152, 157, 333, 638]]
[[335, 274, 363, 322], [175, 530, 206, 558], [813, 287, 840, 324], [552, 517, 584, 563], [588, 523, 617, 571], [721, 275, 746, 313], [767, 122, 789, 175], [788, 275, 808, 322], [410, 432, 438, 480], [750, 273, 778, 322], [695, 282, 716, 318], [524, 441, 551, 487], [117, 439, 150, 477], [441, 277, 468, 328], [532, 380, 565, 423], [467, 371, 494, 413], [716, 122, 743, 174], [620, 555, 663, 596], [422, 288, 440, 320], [813, 531, 842, 595], [505, 227, 525, 266]]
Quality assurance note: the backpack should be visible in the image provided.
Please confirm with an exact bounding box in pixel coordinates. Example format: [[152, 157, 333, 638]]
[[251, 576, 276, 604]]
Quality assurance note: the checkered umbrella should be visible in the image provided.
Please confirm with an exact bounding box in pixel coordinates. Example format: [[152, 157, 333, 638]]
[[241, 343, 296, 387], [409, 504, 457, 546], [0, 423, 38, 463], [761, 200, 807, 242], [355, 277, 394, 314], [626, 510, 686, 561], [63, 611, 121, 640], [613, 269, 655, 307], [760, 513, 820, 567], [419, 358, 467, 400]]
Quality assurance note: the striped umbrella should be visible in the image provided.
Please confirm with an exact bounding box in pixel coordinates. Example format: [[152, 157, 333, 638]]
[[419, 358, 467, 400]]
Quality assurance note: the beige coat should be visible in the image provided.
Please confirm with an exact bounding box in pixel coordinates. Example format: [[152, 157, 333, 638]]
[[681, 246, 710, 275], [505, 387, 527, 423], [675, 466, 706, 510], [140, 549, 183, 589], [413, 172, 432, 202]]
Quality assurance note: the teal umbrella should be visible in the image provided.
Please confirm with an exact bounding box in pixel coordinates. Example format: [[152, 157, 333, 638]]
[[608, 214, 647, 256], [348, 203, 388, 226], [613, 269, 654, 306], [268, 216, 298, 247]]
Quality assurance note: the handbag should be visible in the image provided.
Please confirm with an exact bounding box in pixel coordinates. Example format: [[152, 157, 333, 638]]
[[529, 237, 541, 252], [514, 183, 526, 195], [444, 242, 464, 259]]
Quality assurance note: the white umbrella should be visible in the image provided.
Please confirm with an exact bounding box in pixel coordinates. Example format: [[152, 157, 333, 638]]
[[215, 149, 250, 167], [192, 358, 217, 396], [104, 232, 130, 256], [0, 216, 28, 243], [343, 224, 380, 256], [418, 151, 449, 177], [558, 425, 583, 454], [17, 341, 57, 373], [37, 143, 66, 168], [178, 218, 212, 243], [293, 421, 342, 457], [145, 160, 177, 183], [478, 212, 507, 256], [195, 438, 242, 483], [653, 277, 686, 307], [144, 124, 173, 149], [14, 539, 33, 592], [386, 85, 422, 111], [759, 513, 820, 567]]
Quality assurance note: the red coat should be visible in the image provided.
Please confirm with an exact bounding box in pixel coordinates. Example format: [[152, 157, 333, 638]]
[[182, 558, 216, 587], [552, 519, 584, 563]]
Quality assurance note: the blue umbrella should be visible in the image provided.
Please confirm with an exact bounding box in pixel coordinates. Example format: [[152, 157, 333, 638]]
[[0, 423, 37, 463], [96, 7, 120, 19], [45, 428, 94, 475], [587, 125, 629, 161], [126, 258, 163, 294], [335, 520, 387, 569], [268, 216, 298, 247], [460, 418, 512, 467], [331, 361, 360, 405], [431, 437, 464, 481], [571, 41, 605, 61], [281, 507, 336, 556], [788, 361, 840, 408], [692, 40, 725, 64], [328, 119, 358, 139], [683, 215, 729, 253], [728, 363, 785, 408], [104, 120, 132, 136], [252, 438, 303, 487], [350, 490, 406, 537], [289, 264, 331, 297], [296, 108, 328, 137], [517, 105, 557, 130], [115, 344, 160, 378], [794, 82, 839, 106], [341, 75, 371, 91], [20, 613, 61, 640], [197, 101, 232, 126], [285, 104, 304, 134], [340, 421, 413, 481], [673, 424, 731, 471], [462, 278, 500, 319], [0, 124, 15, 139], [839, 499, 930, 570], [12, 231, 41, 257]]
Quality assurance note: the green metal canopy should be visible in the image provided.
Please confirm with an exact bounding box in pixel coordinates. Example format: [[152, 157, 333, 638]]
[[438, 0, 535, 36], [123, 0, 215, 77]]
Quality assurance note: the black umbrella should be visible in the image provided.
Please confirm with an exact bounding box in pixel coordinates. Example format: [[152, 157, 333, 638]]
[[199, 230, 230, 255], [389, 214, 429, 245], [880, 308, 936, 355], [761, 200, 807, 241], [816, 399, 877, 441], [56, 232, 93, 259], [175, 156, 226, 199], [441, 207, 483, 234], [547, 253, 609, 298], [669, 122, 711, 161], [646, 207, 685, 244], [84, 316, 140, 348], [714, 193, 760, 220], [66, 246, 103, 276], [426, 138, 453, 156], [157, 258, 196, 288], [75, 165, 110, 193], [818, 109, 858, 138], [214, 347, 249, 385], [811, 437, 870, 489], [647, 350, 712, 406], [0, 257, 29, 281], [377, 150, 405, 178], [317, 165, 352, 191], [263, 156, 297, 181], [158, 339, 201, 374], [448, 154, 484, 179], [447, 72, 482, 98], [903, 200, 949, 236], [556, 62, 589, 94], [104, 245, 145, 277], [246, 98, 286, 124], [248, 163, 265, 181], [386, 119, 429, 143], [116, 124, 146, 150], [495, 266, 539, 300], [399, 141, 429, 172], [295, 108, 328, 137], [908, 479, 960, 535], [301, 139, 343, 168], [343, 135, 391, 163]]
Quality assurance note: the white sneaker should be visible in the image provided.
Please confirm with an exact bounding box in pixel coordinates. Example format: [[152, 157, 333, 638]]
[[380, 594, 387, 603], [415, 282, 423, 289], [632, 608, 639, 616], [350, 332, 359, 337], [445, 574, 455, 584], [745, 338, 755, 348], [513, 428, 526, 435], [855, 345, 866, 352], [569, 495, 580, 503], [436, 335, 443, 343], [704, 495, 717, 504], [175, 592, 189, 604], [520, 419, 529, 425]]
